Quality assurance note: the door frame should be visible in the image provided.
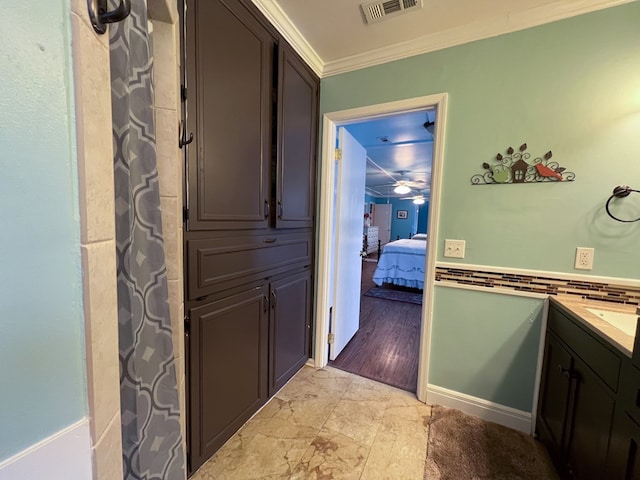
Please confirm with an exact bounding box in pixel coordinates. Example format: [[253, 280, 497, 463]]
[[314, 93, 448, 402]]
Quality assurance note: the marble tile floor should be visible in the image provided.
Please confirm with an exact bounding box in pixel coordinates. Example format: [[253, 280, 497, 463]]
[[191, 366, 432, 480]]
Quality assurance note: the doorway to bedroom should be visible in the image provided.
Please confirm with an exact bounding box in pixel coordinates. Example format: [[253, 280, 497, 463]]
[[330, 110, 433, 392], [315, 93, 447, 402]]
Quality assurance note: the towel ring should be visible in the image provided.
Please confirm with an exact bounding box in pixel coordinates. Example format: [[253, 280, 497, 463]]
[[605, 185, 640, 223]]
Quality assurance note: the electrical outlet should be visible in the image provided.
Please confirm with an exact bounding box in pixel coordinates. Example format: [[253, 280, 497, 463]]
[[575, 247, 594, 270], [444, 239, 465, 259]]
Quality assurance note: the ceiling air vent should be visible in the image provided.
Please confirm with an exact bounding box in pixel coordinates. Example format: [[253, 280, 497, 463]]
[[361, 0, 422, 25]]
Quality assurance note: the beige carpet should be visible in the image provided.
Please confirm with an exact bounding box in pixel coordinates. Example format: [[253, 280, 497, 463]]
[[424, 406, 558, 480]]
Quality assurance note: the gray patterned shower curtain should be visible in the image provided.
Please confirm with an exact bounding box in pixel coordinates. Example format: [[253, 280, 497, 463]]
[[109, 1, 185, 478]]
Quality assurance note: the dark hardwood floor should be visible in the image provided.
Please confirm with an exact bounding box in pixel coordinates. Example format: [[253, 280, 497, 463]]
[[330, 261, 422, 392]]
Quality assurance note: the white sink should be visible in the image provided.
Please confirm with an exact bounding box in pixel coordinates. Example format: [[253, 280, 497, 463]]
[[586, 308, 639, 337]]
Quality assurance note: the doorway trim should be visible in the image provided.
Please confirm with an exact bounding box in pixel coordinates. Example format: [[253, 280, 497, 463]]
[[314, 93, 448, 402]]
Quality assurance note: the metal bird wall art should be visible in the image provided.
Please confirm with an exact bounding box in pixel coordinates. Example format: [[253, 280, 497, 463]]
[[471, 144, 575, 185]]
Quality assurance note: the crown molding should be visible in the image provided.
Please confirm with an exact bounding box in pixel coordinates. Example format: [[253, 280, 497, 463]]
[[250, 0, 324, 77], [319, 0, 636, 77], [252, 0, 634, 78]]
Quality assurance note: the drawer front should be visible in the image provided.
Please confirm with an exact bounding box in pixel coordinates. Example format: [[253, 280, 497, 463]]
[[187, 232, 312, 300], [549, 306, 621, 392]]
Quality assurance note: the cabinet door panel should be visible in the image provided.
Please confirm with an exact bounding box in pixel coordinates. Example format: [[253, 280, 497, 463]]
[[566, 357, 616, 480], [186, 0, 273, 230], [538, 333, 574, 453], [188, 285, 269, 472], [606, 409, 640, 479], [269, 270, 311, 394], [275, 44, 318, 229]]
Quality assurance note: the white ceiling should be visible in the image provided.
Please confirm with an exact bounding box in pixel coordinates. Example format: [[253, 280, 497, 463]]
[[252, 0, 634, 76]]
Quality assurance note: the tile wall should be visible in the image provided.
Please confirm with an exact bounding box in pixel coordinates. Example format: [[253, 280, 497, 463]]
[[70, 0, 184, 478], [436, 266, 640, 305]]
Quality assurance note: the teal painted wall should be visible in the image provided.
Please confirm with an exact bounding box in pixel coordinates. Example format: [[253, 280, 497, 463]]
[[369, 197, 423, 239], [321, 2, 640, 279], [417, 202, 429, 234], [320, 3, 640, 411], [0, 0, 87, 460], [388, 198, 416, 239], [431, 287, 544, 412]]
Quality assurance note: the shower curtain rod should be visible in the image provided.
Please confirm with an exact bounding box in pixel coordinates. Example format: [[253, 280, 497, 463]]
[[88, 0, 132, 34]]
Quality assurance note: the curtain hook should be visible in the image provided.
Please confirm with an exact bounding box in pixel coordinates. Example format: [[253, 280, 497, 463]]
[[179, 120, 194, 149]]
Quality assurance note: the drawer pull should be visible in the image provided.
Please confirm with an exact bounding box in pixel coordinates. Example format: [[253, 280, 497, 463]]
[[263, 238, 277, 243]]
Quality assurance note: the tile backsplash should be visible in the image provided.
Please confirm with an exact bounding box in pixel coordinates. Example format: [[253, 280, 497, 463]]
[[436, 266, 640, 305]]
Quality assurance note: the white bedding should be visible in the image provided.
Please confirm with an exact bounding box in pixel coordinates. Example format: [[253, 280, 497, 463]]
[[372, 238, 427, 290]]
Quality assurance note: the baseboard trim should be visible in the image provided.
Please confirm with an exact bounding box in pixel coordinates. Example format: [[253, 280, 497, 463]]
[[427, 384, 532, 434], [0, 418, 92, 480]]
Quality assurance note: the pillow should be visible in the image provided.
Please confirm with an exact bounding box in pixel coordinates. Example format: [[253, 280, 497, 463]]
[[412, 233, 427, 240]]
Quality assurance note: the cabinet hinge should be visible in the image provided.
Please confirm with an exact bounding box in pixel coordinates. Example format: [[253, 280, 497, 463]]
[[184, 313, 191, 335], [181, 85, 188, 102], [328, 332, 335, 344], [183, 206, 189, 223], [335, 148, 342, 160]]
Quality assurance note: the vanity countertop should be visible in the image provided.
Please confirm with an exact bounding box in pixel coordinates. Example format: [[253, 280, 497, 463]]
[[550, 295, 639, 357]]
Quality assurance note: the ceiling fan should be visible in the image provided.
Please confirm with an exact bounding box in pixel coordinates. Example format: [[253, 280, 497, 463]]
[[400, 189, 430, 204], [373, 170, 426, 194]]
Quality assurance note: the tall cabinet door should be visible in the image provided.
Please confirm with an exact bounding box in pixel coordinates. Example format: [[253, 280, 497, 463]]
[[188, 285, 269, 472], [269, 270, 311, 394], [185, 0, 274, 231], [275, 43, 318, 229]]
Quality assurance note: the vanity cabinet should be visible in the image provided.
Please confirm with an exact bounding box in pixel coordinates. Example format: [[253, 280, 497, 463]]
[[537, 302, 622, 479], [605, 362, 640, 478]]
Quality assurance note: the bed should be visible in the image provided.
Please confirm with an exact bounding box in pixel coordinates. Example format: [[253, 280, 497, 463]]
[[372, 236, 427, 290]]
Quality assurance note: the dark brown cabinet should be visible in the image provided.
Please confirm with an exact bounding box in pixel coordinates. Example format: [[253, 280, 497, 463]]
[[275, 44, 318, 229], [537, 302, 622, 479], [188, 285, 269, 468], [269, 269, 312, 395], [185, 0, 274, 231], [184, 0, 317, 232], [182, 0, 319, 473]]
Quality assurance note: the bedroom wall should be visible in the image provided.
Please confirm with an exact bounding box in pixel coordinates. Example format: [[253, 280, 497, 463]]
[[388, 198, 416, 239], [319, 1, 640, 414], [417, 202, 429, 234], [0, 0, 88, 464]]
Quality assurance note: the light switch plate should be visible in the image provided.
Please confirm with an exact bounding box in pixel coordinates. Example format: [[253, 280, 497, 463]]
[[444, 239, 465, 259]]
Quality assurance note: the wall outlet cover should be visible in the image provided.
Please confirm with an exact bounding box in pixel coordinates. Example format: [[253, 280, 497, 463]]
[[575, 247, 594, 270]]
